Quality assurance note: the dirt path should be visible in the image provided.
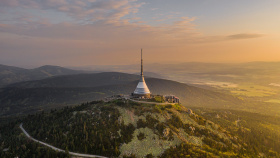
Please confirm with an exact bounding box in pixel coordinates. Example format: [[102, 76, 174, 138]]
[[128, 99, 176, 105], [19, 123, 107, 158]]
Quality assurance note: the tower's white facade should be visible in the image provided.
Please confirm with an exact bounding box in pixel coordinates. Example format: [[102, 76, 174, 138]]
[[133, 49, 151, 98]]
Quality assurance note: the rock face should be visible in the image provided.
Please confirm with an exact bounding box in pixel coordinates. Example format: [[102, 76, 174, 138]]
[[163, 128, 170, 137], [188, 109, 193, 115]]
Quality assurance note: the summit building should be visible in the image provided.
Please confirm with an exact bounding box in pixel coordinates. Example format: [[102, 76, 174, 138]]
[[132, 49, 151, 98]]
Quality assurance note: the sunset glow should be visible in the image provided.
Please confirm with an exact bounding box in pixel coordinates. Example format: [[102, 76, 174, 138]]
[[1, 0, 280, 67]]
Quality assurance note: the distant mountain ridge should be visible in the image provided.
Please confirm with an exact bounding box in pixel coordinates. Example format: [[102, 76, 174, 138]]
[[0, 72, 244, 116], [7, 72, 140, 88], [0, 64, 84, 87]]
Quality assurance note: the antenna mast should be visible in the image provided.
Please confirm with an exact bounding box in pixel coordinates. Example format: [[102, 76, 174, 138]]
[[141, 48, 143, 76]]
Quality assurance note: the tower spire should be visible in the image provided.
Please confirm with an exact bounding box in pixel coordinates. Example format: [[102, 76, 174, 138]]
[[133, 48, 150, 98], [141, 48, 143, 76]]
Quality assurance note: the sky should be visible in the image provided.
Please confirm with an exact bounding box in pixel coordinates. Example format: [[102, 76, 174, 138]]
[[0, 0, 280, 67]]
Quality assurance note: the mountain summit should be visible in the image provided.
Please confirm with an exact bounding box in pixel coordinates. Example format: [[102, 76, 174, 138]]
[[20, 100, 252, 157], [0, 64, 83, 87]]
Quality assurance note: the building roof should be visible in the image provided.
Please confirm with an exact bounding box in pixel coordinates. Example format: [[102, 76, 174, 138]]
[[134, 75, 150, 94]]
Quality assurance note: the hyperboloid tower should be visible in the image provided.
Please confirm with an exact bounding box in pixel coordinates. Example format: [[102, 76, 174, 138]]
[[133, 49, 151, 98]]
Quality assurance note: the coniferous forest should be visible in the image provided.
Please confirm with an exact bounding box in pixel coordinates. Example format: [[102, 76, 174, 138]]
[[1, 100, 279, 157]]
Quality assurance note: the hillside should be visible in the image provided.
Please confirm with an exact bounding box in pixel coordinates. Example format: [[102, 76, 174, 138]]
[[0, 64, 83, 87], [0, 72, 244, 116], [192, 107, 280, 157], [2, 100, 278, 157], [7, 72, 139, 88]]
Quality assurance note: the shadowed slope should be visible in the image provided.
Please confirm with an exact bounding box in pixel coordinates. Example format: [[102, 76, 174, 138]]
[[0, 72, 245, 116]]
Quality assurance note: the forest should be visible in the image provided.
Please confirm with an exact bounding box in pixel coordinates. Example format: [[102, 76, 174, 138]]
[[0, 100, 279, 157]]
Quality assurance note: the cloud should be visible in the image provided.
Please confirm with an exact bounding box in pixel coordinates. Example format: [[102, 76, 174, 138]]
[[158, 16, 198, 40], [0, 0, 143, 24], [0, 0, 198, 43], [0, 24, 10, 28], [0, 0, 202, 66], [227, 33, 264, 40]]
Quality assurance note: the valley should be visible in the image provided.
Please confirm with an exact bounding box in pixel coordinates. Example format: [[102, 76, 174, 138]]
[[0, 63, 280, 157]]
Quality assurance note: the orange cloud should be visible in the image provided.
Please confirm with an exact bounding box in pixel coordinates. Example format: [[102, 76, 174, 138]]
[[227, 33, 265, 40]]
